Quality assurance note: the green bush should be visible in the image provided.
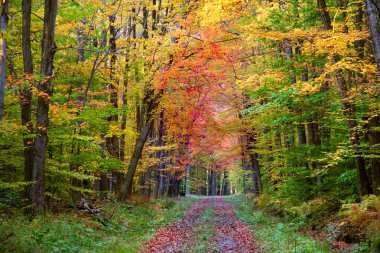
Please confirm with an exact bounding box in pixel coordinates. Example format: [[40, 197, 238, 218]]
[[155, 197, 176, 209]]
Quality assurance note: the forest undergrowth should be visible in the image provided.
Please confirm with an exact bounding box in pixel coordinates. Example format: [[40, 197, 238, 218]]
[[227, 195, 380, 253], [0, 197, 195, 253]]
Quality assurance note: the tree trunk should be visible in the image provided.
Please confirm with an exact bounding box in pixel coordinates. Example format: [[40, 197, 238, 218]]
[[185, 164, 191, 196], [212, 170, 217, 196], [368, 115, 380, 195], [117, 120, 153, 200], [250, 153, 262, 195], [240, 135, 249, 193], [21, 0, 34, 204], [354, 2, 365, 59], [365, 0, 380, 74], [307, 118, 321, 185], [223, 170, 230, 196], [168, 170, 181, 197], [0, 0, 8, 121], [106, 13, 121, 196], [208, 170, 217, 196], [337, 70, 372, 196], [297, 124, 307, 146], [142, 167, 152, 197], [31, 0, 58, 214], [154, 111, 166, 199], [317, 0, 332, 30], [364, 0, 380, 195]]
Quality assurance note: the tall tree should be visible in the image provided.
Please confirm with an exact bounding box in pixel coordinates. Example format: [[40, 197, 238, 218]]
[[364, 0, 380, 196], [31, 0, 58, 214], [0, 0, 8, 121], [365, 0, 380, 74], [21, 0, 34, 203], [317, 0, 371, 196]]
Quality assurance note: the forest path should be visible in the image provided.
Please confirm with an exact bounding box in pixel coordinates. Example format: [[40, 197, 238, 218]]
[[141, 197, 260, 253]]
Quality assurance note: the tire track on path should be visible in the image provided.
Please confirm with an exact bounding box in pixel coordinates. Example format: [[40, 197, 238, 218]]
[[141, 198, 210, 253], [140, 197, 260, 253]]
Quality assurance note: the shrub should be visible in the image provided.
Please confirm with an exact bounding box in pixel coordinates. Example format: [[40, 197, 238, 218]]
[[256, 193, 286, 217], [155, 197, 176, 209], [289, 197, 341, 229], [337, 195, 380, 247], [341, 195, 380, 230]]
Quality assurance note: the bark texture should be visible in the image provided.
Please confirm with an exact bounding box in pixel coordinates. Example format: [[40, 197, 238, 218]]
[[0, 0, 8, 121], [21, 0, 34, 204], [365, 0, 380, 74], [31, 0, 58, 214]]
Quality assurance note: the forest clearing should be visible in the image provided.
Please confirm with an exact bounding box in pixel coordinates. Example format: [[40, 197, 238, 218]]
[[1, 0, 380, 252]]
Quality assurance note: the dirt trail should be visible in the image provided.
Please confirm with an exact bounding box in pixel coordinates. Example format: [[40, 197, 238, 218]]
[[141, 197, 260, 253]]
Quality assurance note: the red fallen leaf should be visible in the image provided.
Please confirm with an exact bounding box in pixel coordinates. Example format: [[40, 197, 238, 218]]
[[141, 198, 260, 253]]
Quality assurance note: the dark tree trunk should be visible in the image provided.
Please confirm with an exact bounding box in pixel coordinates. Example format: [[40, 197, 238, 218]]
[[154, 111, 166, 199], [337, 70, 372, 196], [208, 170, 217, 196], [368, 115, 380, 195], [250, 153, 262, 195], [21, 0, 34, 204], [297, 122, 312, 186], [365, 0, 380, 74], [117, 120, 153, 200], [142, 167, 152, 197], [212, 170, 217, 196], [140, 122, 155, 198], [354, 2, 365, 59], [168, 171, 181, 197], [185, 164, 191, 196], [22, 0, 33, 73], [0, 0, 8, 121], [31, 0, 58, 214], [247, 153, 257, 195], [223, 170, 230, 196], [297, 124, 307, 146], [242, 164, 247, 194], [297, 65, 311, 157], [106, 13, 121, 197], [317, 0, 333, 30], [100, 173, 108, 192], [364, 0, 380, 195], [239, 135, 249, 194], [307, 119, 320, 184], [245, 130, 262, 196]]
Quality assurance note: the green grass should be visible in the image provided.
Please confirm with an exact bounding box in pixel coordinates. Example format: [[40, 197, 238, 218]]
[[0, 197, 196, 253], [187, 207, 217, 253], [225, 196, 332, 253]]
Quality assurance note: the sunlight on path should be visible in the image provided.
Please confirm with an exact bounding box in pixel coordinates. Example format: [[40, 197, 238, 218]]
[[141, 197, 260, 253]]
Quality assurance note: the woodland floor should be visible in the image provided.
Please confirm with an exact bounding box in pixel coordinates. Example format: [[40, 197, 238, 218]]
[[141, 197, 261, 253]]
